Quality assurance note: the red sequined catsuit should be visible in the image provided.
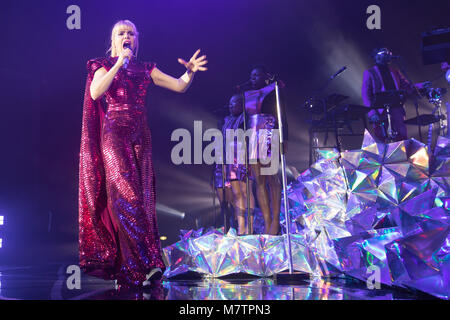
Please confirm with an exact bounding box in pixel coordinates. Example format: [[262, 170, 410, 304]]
[[79, 56, 165, 287]]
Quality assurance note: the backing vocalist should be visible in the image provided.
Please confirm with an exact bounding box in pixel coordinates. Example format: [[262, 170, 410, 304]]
[[242, 65, 288, 235]]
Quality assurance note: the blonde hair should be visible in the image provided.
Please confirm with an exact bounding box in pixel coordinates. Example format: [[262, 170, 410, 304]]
[[107, 20, 139, 57]]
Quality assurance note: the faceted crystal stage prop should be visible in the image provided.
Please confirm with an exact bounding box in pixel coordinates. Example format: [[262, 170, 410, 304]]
[[163, 131, 449, 299]]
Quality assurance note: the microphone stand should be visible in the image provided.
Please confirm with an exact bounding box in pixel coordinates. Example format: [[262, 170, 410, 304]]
[[306, 68, 351, 202], [212, 169, 217, 228], [221, 163, 230, 233], [274, 80, 294, 275], [395, 58, 423, 142], [275, 78, 316, 283], [215, 116, 230, 232], [307, 67, 347, 164]]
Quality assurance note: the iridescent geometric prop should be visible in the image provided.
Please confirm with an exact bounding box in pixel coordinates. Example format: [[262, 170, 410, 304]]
[[164, 131, 450, 299], [282, 148, 349, 239], [163, 227, 218, 277], [333, 227, 403, 286], [163, 229, 316, 278], [431, 136, 450, 206], [341, 132, 431, 216], [386, 226, 450, 299]]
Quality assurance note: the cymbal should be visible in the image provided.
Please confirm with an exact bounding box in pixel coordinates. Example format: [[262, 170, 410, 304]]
[[404, 114, 443, 126]]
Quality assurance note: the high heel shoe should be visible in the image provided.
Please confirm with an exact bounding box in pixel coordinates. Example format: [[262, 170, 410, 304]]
[[142, 267, 163, 287]]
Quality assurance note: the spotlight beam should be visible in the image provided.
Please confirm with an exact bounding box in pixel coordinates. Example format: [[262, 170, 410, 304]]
[[156, 203, 185, 219]]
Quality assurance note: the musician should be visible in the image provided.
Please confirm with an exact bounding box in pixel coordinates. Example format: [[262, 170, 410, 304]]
[[361, 47, 417, 142], [244, 65, 288, 235]]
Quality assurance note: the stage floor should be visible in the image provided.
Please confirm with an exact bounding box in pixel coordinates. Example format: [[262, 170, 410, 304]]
[[0, 263, 438, 300]]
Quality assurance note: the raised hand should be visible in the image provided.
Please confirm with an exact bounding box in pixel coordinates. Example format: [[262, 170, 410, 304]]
[[117, 47, 133, 67], [178, 49, 208, 73]]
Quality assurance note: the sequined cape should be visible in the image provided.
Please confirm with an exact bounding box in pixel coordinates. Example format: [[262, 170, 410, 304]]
[[78, 57, 117, 279]]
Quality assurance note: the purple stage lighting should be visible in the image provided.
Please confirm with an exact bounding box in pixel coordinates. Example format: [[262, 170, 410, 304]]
[[0, 215, 3, 249]]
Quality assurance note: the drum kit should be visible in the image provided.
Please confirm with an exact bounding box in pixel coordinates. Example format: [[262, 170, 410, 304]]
[[409, 85, 448, 148], [305, 83, 448, 158]]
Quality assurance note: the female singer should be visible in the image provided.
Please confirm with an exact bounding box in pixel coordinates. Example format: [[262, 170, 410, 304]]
[[222, 94, 255, 235], [78, 19, 207, 289]]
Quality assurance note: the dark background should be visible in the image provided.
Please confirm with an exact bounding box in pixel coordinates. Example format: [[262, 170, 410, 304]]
[[0, 0, 448, 266]]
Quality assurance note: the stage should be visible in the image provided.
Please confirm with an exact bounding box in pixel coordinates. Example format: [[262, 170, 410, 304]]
[[0, 263, 437, 300], [1, 0, 449, 305]]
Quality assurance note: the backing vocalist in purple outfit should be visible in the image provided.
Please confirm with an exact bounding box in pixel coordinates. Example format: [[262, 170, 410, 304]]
[[223, 94, 255, 235], [244, 66, 288, 235]]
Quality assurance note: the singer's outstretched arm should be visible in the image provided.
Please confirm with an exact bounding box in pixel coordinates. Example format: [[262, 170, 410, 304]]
[[150, 49, 208, 93]]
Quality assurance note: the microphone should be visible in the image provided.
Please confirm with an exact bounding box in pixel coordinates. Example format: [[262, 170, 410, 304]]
[[123, 43, 131, 69], [267, 73, 276, 81], [330, 66, 347, 79]]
